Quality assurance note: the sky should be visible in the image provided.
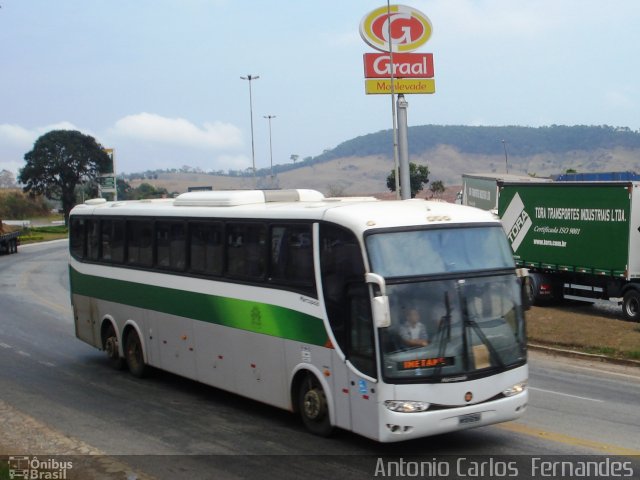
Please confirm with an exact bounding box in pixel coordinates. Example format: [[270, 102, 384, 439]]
[[1, 0, 639, 177]]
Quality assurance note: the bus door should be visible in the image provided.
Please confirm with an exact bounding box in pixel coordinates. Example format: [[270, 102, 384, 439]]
[[345, 284, 379, 440], [319, 223, 378, 438]]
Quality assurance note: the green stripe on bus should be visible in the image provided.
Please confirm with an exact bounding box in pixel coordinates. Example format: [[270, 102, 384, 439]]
[[69, 267, 329, 346]]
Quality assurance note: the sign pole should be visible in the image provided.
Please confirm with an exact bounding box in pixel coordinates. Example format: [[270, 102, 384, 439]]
[[397, 94, 410, 199], [386, 1, 401, 199]]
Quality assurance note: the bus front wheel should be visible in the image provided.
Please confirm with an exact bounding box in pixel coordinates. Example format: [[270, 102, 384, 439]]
[[298, 374, 333, 437], [124, 329, 147, 378]]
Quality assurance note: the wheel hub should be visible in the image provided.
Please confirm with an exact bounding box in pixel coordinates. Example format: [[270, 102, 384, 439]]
[[303, 388, 325, 420], [105, 337, 118, 359]]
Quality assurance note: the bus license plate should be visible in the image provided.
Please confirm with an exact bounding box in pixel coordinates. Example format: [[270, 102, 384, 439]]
[[458, 412, 481, 425]]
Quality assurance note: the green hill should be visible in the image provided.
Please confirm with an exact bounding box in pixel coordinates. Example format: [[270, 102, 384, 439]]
[[302, 124, 640, 167], [129, 124, 640, 196]]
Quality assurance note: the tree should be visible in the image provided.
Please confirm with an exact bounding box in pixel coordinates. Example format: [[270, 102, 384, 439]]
[[386, 162, 430, 198], [117, 178, 134, 200], [18, 130, 111, 224], [0, 169, 16, 188], [428, 180, 445, 199], [133, 182, 168, 199]]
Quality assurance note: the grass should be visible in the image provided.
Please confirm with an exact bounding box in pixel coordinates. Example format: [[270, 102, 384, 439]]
[[526, 305, 640, 361], [18, 225, 68, 244]]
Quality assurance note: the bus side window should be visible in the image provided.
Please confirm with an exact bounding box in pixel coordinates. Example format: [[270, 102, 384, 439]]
[[269, 224, 315, 294], [70, 218, 85, 259], [86, 219, 100, 261], [189, 222, 223, 276], [100, 219, 125, 263], [226, 222, 266, 279], [157, 221, 186, 271], [101, 219, 113, 261], [127, 220, 153, 267], [110, 220, 125, 263]]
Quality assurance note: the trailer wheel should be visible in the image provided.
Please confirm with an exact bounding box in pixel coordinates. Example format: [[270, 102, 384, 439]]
[[124, 329, 147, 378], [622, 290, 640, 322], [298, 374, 333, 437]]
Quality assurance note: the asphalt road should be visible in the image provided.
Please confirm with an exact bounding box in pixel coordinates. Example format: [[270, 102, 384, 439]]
[[0, 241, 639, 479]]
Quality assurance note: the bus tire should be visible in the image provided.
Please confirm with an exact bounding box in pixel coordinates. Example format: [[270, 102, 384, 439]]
[[298, 373, 333, 437], [124, 329, 147, 378], [103, 324, 125, 370], [622, 289, 640, 322]]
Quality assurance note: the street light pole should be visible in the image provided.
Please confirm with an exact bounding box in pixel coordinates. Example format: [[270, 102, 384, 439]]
[[502, 139, 509, 174], [240, 74, 260, 180], [264, 115, 276, 178]]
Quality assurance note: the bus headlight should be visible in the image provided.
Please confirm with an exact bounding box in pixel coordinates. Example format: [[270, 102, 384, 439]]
[[503, 381, 527, 397], [384, 400, 430, 413]]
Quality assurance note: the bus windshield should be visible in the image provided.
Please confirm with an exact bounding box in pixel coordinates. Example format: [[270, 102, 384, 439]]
[[366, 226, 526, 382], [366, 225, 515, 277]]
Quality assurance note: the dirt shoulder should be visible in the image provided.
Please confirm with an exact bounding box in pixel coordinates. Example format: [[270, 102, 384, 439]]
[[526, 303, 640, 363]]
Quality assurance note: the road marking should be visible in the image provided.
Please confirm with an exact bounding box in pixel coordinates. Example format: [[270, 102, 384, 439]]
[[561, 363, 640, 383], [0, 342, 12, 349], [17, 350, 31, 358], [529, 386, 604, 403], [38, 361, 56, 367], [498, 422, 640, 456]]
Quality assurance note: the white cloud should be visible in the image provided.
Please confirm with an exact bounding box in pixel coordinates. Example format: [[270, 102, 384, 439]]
[[0, 121, 80, 148], [216, 154, 251, 171], [429, 0, 570, 41], [0, 121, 82, 176], [604, 89, 635, 110], [109, 113, 243, 150]]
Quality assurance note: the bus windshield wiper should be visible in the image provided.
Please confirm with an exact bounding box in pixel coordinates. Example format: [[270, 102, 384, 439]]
[[433, 291, 452, 377], [465, 316, 505, 369]]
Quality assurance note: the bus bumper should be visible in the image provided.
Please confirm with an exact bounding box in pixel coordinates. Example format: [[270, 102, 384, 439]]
[[376, 390, 528, 443]]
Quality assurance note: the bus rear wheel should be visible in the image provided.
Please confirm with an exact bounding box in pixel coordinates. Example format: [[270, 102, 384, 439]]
[[124, 329, 147, 378], [104, 324, 125, 370], [298, 374, 333, 437]]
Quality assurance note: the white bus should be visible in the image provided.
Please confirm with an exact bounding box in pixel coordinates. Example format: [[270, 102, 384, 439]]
[[69, 189, 528, 442]]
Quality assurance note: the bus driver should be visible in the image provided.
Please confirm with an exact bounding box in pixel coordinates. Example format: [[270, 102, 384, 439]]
[[398, 308, 429, 347]]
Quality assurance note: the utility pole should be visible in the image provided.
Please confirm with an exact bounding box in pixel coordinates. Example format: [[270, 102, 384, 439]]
[[502, 139, 509, 174]]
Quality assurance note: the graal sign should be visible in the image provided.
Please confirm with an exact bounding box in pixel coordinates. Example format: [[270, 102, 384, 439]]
[[359, 4, 432, 53], [360, 5, 435, 95]]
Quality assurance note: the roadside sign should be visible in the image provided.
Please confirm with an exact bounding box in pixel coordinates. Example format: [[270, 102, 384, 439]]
[[360, 4, 432, 53], [365, 78, 435, 94], [363, 52, 434, 78], [98, 176, 116, 189]]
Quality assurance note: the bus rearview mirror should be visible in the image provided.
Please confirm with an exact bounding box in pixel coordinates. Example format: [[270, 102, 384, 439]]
[[366, 272, 391, 328]]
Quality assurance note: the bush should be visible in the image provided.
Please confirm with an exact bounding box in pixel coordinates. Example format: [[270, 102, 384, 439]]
[[0, 190, 51, 219]]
